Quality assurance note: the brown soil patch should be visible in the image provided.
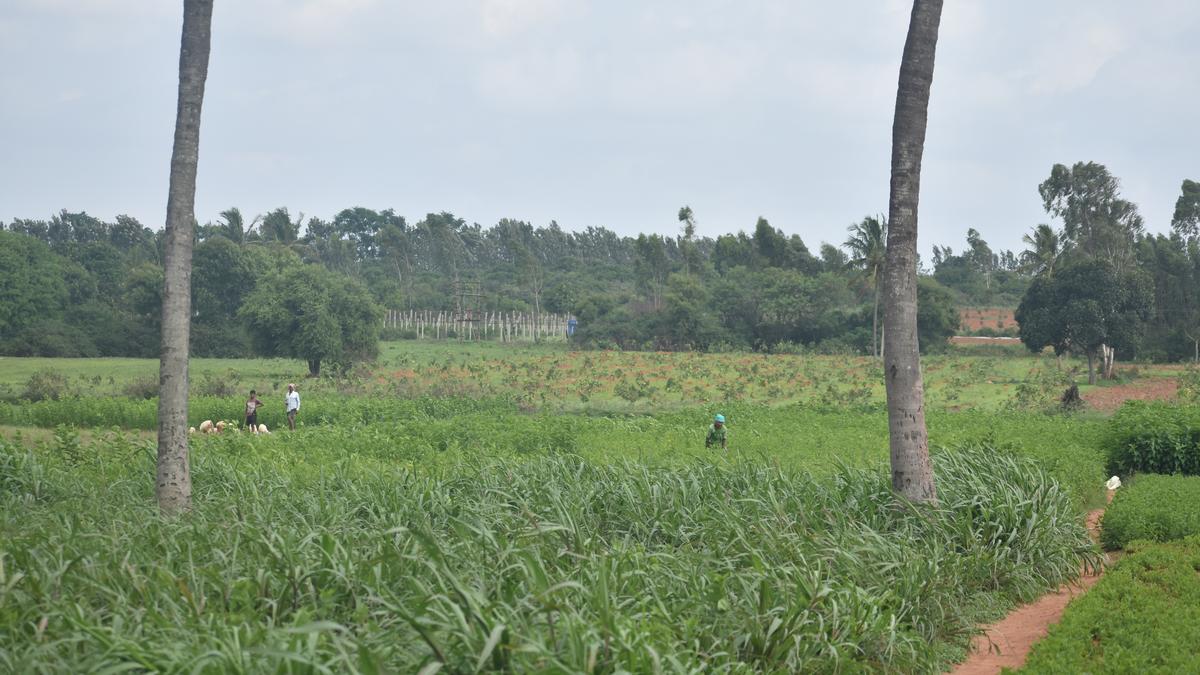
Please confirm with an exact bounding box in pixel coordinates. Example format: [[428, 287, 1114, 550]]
[[949, 491, 1114, 675], [960, 307, 1017, 332], [949, 336, 1022, 346], [1083, 378, 1178, 413]]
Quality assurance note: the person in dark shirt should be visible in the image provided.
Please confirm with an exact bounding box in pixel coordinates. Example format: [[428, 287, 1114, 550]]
[[244, 389, 262, 432]]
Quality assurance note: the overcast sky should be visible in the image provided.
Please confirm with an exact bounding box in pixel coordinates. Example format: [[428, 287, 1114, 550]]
[[2, 0, 1197, 256]]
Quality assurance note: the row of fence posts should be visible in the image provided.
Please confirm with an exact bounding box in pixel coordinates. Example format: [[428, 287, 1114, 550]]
[[383, 310, 572, 342]]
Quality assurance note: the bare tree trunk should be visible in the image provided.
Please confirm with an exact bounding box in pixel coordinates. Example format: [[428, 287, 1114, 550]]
[[156, 0, 214, 515], [883, 0, 942, 504]]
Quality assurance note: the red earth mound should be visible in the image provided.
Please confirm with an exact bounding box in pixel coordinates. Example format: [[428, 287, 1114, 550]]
[[959, 307, 1017, 332]]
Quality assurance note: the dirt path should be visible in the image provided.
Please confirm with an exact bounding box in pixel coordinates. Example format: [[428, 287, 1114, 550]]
[[949, 494, 1112, 675], [1083, 378, 1178, 413]]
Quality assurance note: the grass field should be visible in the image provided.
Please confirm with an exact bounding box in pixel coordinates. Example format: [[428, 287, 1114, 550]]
[[0, 342, 1183, 672]]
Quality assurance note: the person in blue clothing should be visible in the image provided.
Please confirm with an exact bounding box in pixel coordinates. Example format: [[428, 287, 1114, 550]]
[[705, 414, 728, 450]]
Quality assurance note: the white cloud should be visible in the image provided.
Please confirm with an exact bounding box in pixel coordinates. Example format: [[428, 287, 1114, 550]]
[[1027, 22, 1128, 94], [12, 0, 166, 15], [605, 40, 765, 112], [477, 47, 584, 110], [480, 0, 575, 38]]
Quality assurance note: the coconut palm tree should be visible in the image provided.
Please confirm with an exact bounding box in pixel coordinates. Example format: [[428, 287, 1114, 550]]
[[844, 215, 887, 358], [1020, 223, 1060, 276], [215, 207, 251, 244], [157, 0, 214, 515], [882, 0, 943, 504]]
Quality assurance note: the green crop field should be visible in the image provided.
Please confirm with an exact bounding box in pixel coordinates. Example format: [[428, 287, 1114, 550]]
[[0, 342, 1185, 672], [0, 341, 1177, 414]]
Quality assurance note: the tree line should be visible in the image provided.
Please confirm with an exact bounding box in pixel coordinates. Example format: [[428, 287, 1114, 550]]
[[1, 165, 1196, 363], [1016, 165, 1200, 380], [1, 206, 967, 359]]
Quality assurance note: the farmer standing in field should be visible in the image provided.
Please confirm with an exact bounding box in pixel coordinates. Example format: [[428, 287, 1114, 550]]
[[244, 389, 262, 432], [706, 414, 728, 450], [285, 383, 300, 431]]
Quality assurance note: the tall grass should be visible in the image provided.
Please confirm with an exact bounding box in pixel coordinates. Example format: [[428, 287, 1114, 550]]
[[0, 434, 1096, 674]]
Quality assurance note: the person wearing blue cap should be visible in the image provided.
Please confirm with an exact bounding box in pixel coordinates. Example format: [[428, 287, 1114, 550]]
[[706, 414, 728, 450]]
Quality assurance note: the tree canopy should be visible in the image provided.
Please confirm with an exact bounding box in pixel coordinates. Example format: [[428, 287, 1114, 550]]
[[1016, 260, 1153, 382], [239, 265, 383, 376]]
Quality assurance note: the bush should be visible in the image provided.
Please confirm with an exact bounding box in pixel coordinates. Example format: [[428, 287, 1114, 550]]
[[1020, 536, 1200, 674], [121, 375, 159, 400], [194, 370, 240, 398], [21, 369, 74, 402], [1103, 402, 1200, 476], [1006, 360, 1076, 412], [1100, 474, 1200, 550], [1179, 364, 1200, 404]]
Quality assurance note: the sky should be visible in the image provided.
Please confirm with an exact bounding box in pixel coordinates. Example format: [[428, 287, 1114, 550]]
[[2, 0, 1197, 257]]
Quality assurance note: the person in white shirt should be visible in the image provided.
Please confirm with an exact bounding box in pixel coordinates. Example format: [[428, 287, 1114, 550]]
[[285, 383, 300, 430]]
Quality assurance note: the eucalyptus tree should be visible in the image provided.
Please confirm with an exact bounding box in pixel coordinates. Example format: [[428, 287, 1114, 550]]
[[677, 206, 702, 277], [1038, 162, 1143, 270], [1172, 179, 1200, 242], [882, 0, 943, 504], [156, 0, 214, 515]]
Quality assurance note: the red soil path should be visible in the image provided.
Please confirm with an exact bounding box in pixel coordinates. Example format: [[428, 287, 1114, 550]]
[[948, 336, 1022, 346], [1083, 378, 1179, 413], [949, 493, 1113, 675]]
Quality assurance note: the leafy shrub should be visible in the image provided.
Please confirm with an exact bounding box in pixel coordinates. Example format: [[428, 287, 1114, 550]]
[[1103, 402, 1200, 476], [1020, 536, 1200, 674], [51, 425, 84, 465], [1006, 361, 1076, 412], [1100, 474, 1200, 550], [1179, 364, 1200, 404], [21, 369, 74, 402], [194, 370, 240, 398], [120, 375, 159, 400]]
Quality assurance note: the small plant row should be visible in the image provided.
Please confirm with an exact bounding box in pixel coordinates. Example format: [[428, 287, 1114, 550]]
[[1099, 474, 1200, 550], [1103, 402, 1200, 476], [1020, 535, 1200, 674]]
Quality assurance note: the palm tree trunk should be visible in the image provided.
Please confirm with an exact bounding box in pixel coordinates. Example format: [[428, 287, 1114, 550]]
[[156, 0, 214, 515], [872, 273, 880, 358], [883, 0, 943, 504]]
